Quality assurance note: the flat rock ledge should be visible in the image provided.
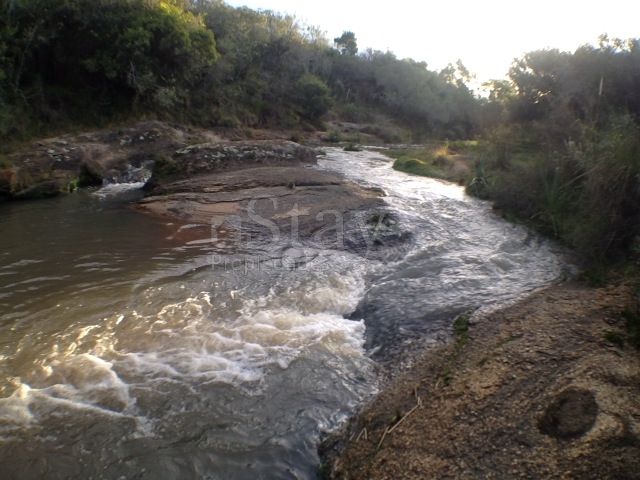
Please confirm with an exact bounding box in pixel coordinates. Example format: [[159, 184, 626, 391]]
[[139, 141, 410, 257]]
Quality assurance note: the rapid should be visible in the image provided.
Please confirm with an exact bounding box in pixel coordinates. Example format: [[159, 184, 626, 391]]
[[0, 148, 566, 479]]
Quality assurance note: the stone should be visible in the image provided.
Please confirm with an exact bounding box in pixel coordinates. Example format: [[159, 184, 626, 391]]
[[538, 387, 598, 439]]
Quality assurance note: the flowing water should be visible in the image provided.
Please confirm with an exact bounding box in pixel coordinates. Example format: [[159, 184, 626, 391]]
[[0, 149, 566, 479]]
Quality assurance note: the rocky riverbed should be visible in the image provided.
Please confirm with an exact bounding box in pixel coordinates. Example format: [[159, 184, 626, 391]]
[[1, 122, 398, 256], [0, 121, 222, 199]]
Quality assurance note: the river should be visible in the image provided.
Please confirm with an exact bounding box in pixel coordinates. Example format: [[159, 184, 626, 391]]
[[0, 148, 566, 479]]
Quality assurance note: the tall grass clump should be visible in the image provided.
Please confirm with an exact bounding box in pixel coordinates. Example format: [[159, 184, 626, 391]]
[[471, 115, 640, 264]]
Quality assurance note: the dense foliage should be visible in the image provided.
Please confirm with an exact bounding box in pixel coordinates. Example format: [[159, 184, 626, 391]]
[[475, 36, 640, 264], [0, 0, 217, 134], [0, 0, 477, 139]]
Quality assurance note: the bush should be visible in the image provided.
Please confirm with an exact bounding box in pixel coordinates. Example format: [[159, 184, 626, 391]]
[[467, 115, 640, 264], [292, 73, 332, 122], [337, 103, 373, 123], [327, 129, 341, 143]]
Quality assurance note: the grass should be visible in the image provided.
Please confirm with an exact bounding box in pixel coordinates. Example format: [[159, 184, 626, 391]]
[[343, 143, 362, 152], [453, 311, 471, 352], [467, 119, 640, 265], [435, 311, 474, 386], [66, 178, 79, 193], [386, 142, 480, 184], [604, 330, 625, 348], [393, 156, 446, 178]]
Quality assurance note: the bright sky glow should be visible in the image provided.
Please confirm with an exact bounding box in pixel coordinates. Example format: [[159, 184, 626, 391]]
[[225, 0, 639, 84]]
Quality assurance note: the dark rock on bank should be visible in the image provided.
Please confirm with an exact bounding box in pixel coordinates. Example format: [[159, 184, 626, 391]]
[[1, 121, 217, 200], [146, 140, 318, 189]]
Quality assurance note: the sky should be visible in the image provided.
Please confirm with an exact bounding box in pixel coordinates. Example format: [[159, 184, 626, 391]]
[[225, 0, 639, 85]]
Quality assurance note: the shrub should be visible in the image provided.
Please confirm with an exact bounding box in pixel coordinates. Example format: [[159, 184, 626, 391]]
[[337, 103, 373, 123], [343, 143, 362, 152], [467, 115, 640, 264], [293, 73, 332, 122], [327, 129, 341, 143]]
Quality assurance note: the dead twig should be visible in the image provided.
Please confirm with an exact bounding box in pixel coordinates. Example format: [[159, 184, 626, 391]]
[[377, 427, 390, 450], [377, 396, 423, 449], [388, 402, 421, 435]]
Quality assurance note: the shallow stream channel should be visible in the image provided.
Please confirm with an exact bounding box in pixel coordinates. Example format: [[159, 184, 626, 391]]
[[0, 148, 566, 479]]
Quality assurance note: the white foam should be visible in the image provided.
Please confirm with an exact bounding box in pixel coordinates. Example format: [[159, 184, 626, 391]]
[[0, 265, 370, 438], [0, 384, 34, 427], [93, 182, 145, 198], [0, 354, 142, 437], [241, 269, 366, 317], [105, 270, 368, 389], [40, 354, 134, 411]]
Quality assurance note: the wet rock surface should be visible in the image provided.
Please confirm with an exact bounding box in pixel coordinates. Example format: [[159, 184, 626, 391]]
[[1, 122, 412, 258]]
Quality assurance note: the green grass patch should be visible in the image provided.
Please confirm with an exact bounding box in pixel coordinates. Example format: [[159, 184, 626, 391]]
[[453, 311, 471, 351], [343, 143, 362, 152], [386, 142, 479, 184], [66, 178, 79, 193], [431, 311, 475, 387], [393, 156, 445, 178]]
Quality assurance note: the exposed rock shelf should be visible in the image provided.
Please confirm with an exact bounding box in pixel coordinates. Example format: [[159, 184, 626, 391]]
[[138, 140, 408, 256]]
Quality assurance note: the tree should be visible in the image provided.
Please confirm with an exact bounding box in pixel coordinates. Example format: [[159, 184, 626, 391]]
[[0, 0, 218, 133], [334, 31, 358, 56]]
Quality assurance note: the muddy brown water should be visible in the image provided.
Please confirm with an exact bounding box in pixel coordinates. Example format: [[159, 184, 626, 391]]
[[0, 149, 566, 479]]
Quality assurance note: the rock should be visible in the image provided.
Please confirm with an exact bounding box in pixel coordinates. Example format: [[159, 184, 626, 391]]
[[139, 140, 412, 257], [14, 180, 66, 199], [0, 121, 215, 201], [145, 140, 318, 189], [139, 165, 397, 256], [538, 387, 598, 439], [0, 169, 14, 199]]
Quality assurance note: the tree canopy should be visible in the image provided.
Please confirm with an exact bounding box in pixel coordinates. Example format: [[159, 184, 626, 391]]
[[0, 0, 478, 139]]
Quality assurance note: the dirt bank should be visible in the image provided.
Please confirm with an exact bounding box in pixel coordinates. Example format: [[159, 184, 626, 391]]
[[321, 280, 640, 479]]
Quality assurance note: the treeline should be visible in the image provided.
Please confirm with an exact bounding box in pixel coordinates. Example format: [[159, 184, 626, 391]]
[[0, 0, 477, 139], [474, 36, 640, 264]]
